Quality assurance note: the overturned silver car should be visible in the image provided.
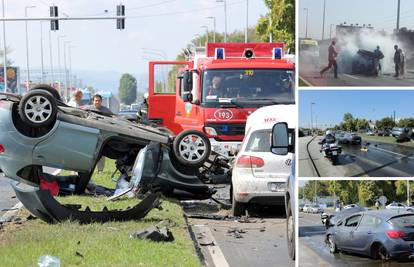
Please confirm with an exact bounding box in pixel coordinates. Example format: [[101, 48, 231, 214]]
[[0, 86, 223, 223]]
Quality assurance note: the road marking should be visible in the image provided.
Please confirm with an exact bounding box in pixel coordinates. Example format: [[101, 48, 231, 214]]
[[371, 146, 413, 159], [195, 225, 230, 267], [299, 76, 314, 87], [343, 74, 359, 80]]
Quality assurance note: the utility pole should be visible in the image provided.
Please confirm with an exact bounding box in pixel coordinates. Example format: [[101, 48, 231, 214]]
[[311, 102, 315, 135], [304, 8, 309, 38], [48, 29, 54, 84], [397, 0, 401, 31], [407, 180, 410, 206], [25, 6, 36, 91], [57, 35, 65, 96], [245, 0, 249, 43], [269, 14, 272, 42], [314, 180, 317, 203], [322, 0, 326, 40], [216, 0, 227, 42]]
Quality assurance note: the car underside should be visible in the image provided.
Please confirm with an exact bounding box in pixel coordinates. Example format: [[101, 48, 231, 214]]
[[0, 87, 229, 224]]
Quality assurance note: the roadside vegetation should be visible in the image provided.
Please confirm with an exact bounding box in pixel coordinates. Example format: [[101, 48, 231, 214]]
[[0, 160, 200, 267]]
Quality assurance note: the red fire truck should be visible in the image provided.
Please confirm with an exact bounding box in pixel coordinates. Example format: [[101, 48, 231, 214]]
[[148, 43, 295, 167]]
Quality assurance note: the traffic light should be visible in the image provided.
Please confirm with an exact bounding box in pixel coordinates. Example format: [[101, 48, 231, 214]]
[[50, 6, 59, 31], [116, 4, 125, 30]]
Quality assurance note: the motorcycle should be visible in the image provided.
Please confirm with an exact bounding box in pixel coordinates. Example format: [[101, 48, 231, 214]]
[[320, 143, 342, 165]]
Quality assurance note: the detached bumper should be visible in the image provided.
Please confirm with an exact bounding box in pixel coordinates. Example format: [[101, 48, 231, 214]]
[[11, 181, 160, 224]]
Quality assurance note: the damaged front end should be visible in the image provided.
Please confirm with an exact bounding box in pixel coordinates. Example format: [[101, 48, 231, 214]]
[[12, 142, 219, 224], [351, 49, 382, 76]]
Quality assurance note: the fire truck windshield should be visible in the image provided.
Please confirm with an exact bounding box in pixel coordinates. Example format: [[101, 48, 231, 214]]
[[202, 69, 294, 107]]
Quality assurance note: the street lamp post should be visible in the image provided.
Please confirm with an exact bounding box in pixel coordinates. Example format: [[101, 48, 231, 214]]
[[63, 40, 71, 100], [245, 0, 249, 43], [48, 29, 54, 84], [206, 16, 216, 42], [68, 45, 75, 90], [25, 5, 36, 91], [304, 8, 309, 38], [57, 35, 65, 96], [311, 102, 315, 135], [201, 25, 209, 43], [39, 21, 44, 83], [2, 0, 6, 92], [322, 0, 326, 40], [216, 0, 227, 42]]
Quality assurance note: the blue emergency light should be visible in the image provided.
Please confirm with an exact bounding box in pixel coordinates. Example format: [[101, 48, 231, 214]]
[[215, 48, 225, 60], [273, 47, 283, 59]]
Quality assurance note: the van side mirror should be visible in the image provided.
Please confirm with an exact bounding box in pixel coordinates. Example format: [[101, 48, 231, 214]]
[[183, 71, 192, 93], [271, 122, 289, 155], [182, 93, 193, 102]]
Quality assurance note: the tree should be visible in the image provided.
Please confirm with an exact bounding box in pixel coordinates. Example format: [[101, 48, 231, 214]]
[[118, 73, 137, 105], [376, 117, 396, 130], [256, 0, 295, 52], [398, 118, 414, 128]]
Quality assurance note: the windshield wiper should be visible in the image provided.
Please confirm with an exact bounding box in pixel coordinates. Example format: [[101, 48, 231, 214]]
[[242, 98, 295, 104]]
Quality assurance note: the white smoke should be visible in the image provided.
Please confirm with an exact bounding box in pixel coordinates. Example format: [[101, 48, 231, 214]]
[[337, 29, 408, 74]]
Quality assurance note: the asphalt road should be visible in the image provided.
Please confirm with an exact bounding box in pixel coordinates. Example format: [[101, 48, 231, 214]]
[[299, 61, 414, 87], [184, 185, 294, 267], [0, 174, 18, 217], [299, 136, 414, 177], [299, 211, 414, 266]]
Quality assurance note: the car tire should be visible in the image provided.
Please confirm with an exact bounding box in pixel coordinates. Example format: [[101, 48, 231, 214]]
[[286, 200, 295, 260], [328, 235, 338, 254], [231, 188, 246, 216], [173, 130, 211, 167], [31, 84, 62, 102], [18, 89, 58, 128], [372, 243, 390, 260]]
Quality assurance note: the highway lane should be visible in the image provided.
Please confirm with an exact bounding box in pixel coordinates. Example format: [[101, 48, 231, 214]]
[[299, 136, 414, 177], [299, 61, 414, 87], [299, 211, 414, 266]]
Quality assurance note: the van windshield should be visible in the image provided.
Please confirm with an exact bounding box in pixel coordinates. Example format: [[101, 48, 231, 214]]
[[202, 69, 295, 107]]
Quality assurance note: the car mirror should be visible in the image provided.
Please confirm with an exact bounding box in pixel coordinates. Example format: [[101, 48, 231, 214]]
[[182, 71, 192, 93], [271, 122, 289, 155], [182, 93, 193, 103]]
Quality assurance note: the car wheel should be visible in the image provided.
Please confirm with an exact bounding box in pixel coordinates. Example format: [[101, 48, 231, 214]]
[[328, 235, 338, 254], [18, 89, 58, 128], [173, 130, 211, 167], [231, 188, 246, 216], [286, 200, 295, 260], [374, 244, 391, 261], [31, 84, 62, 102]]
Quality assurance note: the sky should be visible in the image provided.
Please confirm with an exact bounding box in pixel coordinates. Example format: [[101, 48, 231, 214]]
[[299, 0, 414, 39], [2, 0, 267, 88], [299, 90, 414, 128]]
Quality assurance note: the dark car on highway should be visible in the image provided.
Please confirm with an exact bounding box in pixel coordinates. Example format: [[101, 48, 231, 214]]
[[338, 133, 362, 145], [326, 210, 414, 260]]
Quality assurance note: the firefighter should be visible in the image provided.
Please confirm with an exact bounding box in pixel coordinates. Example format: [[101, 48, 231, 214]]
[[394, 45, 401, 77], [399, 48, 406, 78], [373, 46, 384, 75], [320, 40, 338, 79]]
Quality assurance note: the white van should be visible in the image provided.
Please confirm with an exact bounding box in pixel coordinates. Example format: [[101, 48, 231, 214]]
[[231, 105, 296, 216]]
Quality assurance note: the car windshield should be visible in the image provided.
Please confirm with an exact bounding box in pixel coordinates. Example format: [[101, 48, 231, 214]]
[[389, 215, 414, 228], [202, 69, 294, 106]]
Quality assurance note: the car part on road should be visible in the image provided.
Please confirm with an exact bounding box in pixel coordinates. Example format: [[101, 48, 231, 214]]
[[11, 182, 161, 224], [173, 130, 211, 168]]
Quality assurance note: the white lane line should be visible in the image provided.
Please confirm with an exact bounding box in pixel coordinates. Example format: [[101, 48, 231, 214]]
[[299, 76, 314, 87], [343, 74, 360, 80], [196, 225, 230, 267], [371, 146, 413, 159]]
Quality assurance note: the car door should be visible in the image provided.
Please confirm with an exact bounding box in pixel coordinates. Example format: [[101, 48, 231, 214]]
[[352, 215, 380, 253], [338, 214, 362, 250], [147, 61, 190, 133]]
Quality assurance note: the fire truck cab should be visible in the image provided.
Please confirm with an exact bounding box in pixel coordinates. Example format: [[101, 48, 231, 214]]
[[148, 43, 295, 167]]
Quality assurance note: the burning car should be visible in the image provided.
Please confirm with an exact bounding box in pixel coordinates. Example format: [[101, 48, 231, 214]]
[[0, 86, 222, 223]]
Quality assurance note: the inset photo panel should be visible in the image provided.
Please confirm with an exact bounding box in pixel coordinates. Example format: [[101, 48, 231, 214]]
[[299, 90, 414, 178], [299, 179, 414, 265], [298, 0, 413, 87]]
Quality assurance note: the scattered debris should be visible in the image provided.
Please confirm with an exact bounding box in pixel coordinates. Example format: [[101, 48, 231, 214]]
[[185, 213, 234, 221], [197, 232, 215, 246], [259, 226, 266, 232], [237, 215, 258, 224], [227, 227, 247, 238], [38, 255, 60, 267], [26, 214, 36, 220], [130, 226, 174, 242], [75, 251, 84, 258]]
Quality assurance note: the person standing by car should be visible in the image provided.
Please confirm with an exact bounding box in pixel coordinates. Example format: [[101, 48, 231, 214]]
[[394, 45, 401, 77], [320, 40, 338, 79], [138, 92, 149, 124], [67, 90, 83, 108], [88, 94, 112, 172]]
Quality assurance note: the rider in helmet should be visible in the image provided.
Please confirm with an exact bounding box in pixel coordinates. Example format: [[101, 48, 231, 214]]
[[321, 130, 336, 144]]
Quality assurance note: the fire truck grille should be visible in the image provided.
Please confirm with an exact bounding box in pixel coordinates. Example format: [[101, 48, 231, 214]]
[[205, 123, 245, 136]]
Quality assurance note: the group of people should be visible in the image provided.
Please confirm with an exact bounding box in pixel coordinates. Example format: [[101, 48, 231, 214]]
[[319, 40, 406, 79], [67, 90, 111, 172]]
